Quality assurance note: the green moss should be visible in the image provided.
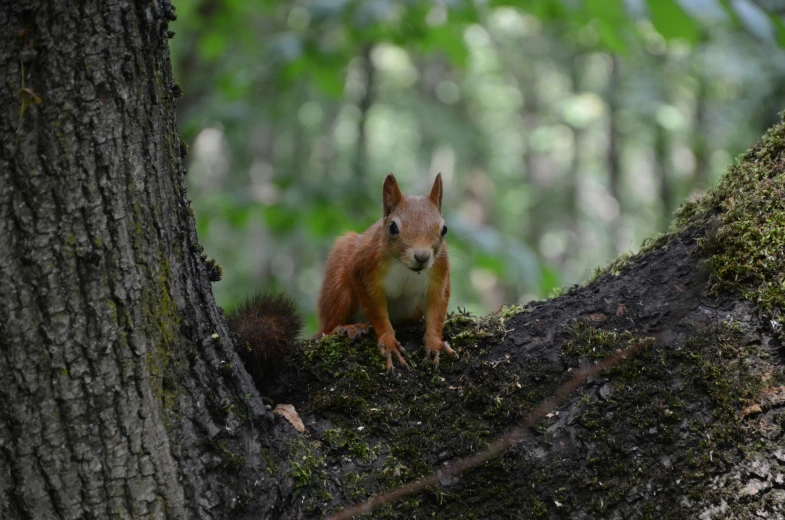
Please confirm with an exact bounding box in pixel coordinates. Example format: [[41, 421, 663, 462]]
[[531, 499, 548, 518], [562, 321, 636, 361], [261, 448, 278, 475], [284, 309, 569, 518], [497, 303, 526, 322], [288, 439, 327, 490], [443, 307, 512, 350], [557, 321, 766, 514], [218, 362, 235, 376], [140, 257, 182, 431], [179, 139, 189, 159], [673, 118, 785, 338], [206, 439, 246, 469]]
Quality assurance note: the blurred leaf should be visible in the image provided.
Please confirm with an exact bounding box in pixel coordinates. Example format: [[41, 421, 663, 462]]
[[584, 0, 627, 53], [199, 32, 228, 61], [475, 252, 506, 276], [539, 265, 561, 296], [312, 62, 346, 97], [584, 0, 625, 24], [595, 21, 627, 53], [217, 72, 253, 101], [396, 2, 430, 43], [263, 205, 300, 233], [224, 203, 251, 229], [515, 0, 568, 21], [645, 0, 701, 44], [445, 0, 481, 25], [420, 25, 469, 67], [307, 201, 352, 237]]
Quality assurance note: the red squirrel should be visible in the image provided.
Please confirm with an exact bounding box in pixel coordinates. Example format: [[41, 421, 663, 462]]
[[315, 173, 456, 371], [225, 174, 454, 388]]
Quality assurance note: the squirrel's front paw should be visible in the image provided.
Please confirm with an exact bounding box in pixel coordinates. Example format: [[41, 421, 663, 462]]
[[423, 337, 457, 367], [377, 332, 409, 372], [337, 323, 372, 341]]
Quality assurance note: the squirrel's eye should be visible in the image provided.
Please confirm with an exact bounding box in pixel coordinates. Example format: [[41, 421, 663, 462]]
[[441, 224, 448, 237], [389, 221, 400, 235]]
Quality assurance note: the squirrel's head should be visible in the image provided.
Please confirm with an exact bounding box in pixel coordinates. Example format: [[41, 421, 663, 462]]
[[382, 173, 447, 273]]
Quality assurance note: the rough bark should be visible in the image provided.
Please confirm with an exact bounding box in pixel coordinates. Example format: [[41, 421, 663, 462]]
[[0, 2, 299, 518], [1, 1, 784, 520]]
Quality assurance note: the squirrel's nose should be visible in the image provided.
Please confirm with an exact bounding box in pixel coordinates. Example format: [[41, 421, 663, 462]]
[[414, 250, 431, 264]]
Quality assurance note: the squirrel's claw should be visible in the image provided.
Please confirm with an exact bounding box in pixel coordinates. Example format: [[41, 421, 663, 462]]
[[379, 335, 408, 372], [423, 340, 456, 366], [340, 323, 372, 341]]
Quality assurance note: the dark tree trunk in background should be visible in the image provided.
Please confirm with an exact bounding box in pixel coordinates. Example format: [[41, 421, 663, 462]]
[[567, 54, 582, 254], [693, 73, 710, 189], [0, 2, 300, 518], [2, 2, 784, 520], [654, 120, 673, 232], [351, 44, 375, 211], [607, 55, 623, 255]]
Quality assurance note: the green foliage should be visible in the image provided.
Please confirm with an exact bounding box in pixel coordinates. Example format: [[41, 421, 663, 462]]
[[646, 0, 701, 44], [771, 13, 785, 46], [584, 0, 628, 53], [171, 1, 785, 330]]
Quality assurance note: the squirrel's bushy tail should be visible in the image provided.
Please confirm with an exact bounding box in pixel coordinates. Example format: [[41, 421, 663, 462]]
[[225, 293, 304, 389]]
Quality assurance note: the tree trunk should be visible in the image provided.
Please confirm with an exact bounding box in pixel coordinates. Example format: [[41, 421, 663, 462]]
[[0, 2, 301, 518], [2, 2, 784, 520], [654, 120, 673, 232], [350, 44, 374, 213], [606, 55, 623, 256], [692, 72, 710, 189]]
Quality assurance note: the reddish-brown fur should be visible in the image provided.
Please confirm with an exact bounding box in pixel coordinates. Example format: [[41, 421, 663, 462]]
[[226, 293, 304, 388], [316, 174, 456, 370]]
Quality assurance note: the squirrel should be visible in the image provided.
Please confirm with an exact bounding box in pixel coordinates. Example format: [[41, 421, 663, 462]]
[[224, 173, 454, 388], [315, 173, 456, 371]]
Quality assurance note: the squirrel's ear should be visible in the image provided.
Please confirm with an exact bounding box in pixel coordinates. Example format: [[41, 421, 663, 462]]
[[383, 174, 403, 216], [429, 173, 443, 212]]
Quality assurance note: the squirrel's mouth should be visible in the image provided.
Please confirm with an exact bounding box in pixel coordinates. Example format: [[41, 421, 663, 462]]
[[409, 264, 427, 273]]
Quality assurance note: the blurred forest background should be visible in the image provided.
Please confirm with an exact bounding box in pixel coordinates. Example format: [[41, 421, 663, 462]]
[[170, 0, 785, 332]]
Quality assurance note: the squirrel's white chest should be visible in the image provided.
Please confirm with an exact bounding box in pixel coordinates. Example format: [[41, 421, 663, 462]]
[[383, 261, 430, 322]]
